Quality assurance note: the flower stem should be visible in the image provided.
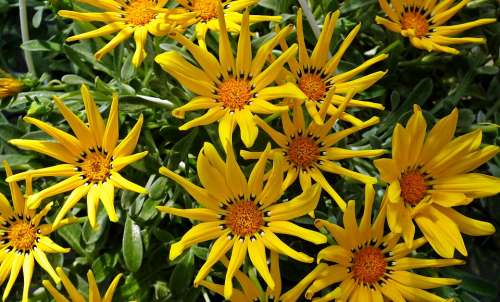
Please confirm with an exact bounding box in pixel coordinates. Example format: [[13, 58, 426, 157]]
[[298, 0, 320, 38], [19, 0, 36, 76]]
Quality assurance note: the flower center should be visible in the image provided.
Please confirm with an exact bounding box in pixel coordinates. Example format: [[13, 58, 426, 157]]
[[125, 0, 158, 26], [81, 153, 111, 182], [218, 78, 252, 110], [288, 136, 320, 168], [226, 201, 263, 236], [8, 221, 37, 251], [191, 0, 218, 21], [400, 170, 427, 206], [352, 247, 386, 284], [401, 12, 429, 38], [298, 73, 326, 102]]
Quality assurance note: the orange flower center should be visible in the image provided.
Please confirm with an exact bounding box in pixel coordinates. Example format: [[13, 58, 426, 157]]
[[288, 136, 320, 168], [400, 170, 427, 206], [227, 201, 263, 236], [352, 247, 386, 284], [8, 221, 37, 251], [298, 73, 326, 101], [191, 0, 218, 21], [218, 78, 252, 110], [401, 12, 429, 38], [81, 153, 111, 182], [125, 0, 158, 26]]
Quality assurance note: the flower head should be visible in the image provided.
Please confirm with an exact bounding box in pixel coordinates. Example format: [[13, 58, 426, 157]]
[[376, 0, 496, 54], [176, 0, 281, 48], [242, 92, 384, 210], [0, 162, 72, 302], [43, 267, 122, 302], [155, 6, 307, 149], [281, 184, 464, 302], [58, 0, 195, 66], [0, 75, 23, 99], [374, 105, 500, 258], [281, 9, 387, 125], [8, 84, 148, 229], [158, 142, 326, 300]]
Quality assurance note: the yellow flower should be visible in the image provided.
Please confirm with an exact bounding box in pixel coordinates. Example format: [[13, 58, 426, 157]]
[[0, 76, 23, 98], [0, 162, 72, 302], [242, 92, 384, 210], [374, 105, 500, 258], [176, 0, 281, 49], [155, 7, 307, 149], [376, 0, 497, 54], [280, 9, 387, 126], [43, 267, 122, 302], [199, 253, 281, 301], [7, 84, 148, 229], [281, 184, 464, 302], [58, 0, 195, 66], [158, 142, 326, 300]]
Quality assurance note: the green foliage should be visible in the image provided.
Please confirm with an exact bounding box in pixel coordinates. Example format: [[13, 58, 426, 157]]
[[0, 0, 499, 301]]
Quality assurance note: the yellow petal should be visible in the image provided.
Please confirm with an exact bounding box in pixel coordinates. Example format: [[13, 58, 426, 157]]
[[159, 167, 219, 210], [248, 236, 275, 290], [224, 237, 248, 300], [265, 184, 321, 221], [266, 221, 326, 245], [113, 115, 143, 158], [194, 233, 234, 286], [95, 26, 135, 61], [56, 267, 85, 302], [259, 228, 313, 263], [157, 207, 219, 221], [109, 172, 147, 194], [102, 273, 123, 302]]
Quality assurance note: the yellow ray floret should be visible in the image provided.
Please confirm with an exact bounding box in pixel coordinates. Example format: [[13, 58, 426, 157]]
[[0, 161, 73, 302], [198, 252, 281, 302], [58, 0, 195, 66], [155, 6, 307, 149], [0, 74, 23, 99], [242, 91, 384, 210], [376, 0, 496, 54], [281, 184, 464, 302], [176, 0, 281, 49], [280, 9, 388, 126], [7, 84, 148, 229], [374, 105, 500, 258], [43, 267, 122, 302], [157, 142, 326, 300]]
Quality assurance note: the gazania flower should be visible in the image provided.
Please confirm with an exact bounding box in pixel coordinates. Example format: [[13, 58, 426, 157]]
[[241, 93, 384, 210], [176, 0, 281, 49], [280, 9, 387, 125], [7, 84, 148, 229], [58, 0, 195, 66], [155, 7, 307, 149], [0, 75, 23, 98], [0, 162, 73, 302], [199, 253, 281, 301], [158, 142, 326, 299], [281, 184, 464, 302], [376, 0, 497, 54], [374, 105, 500, 258], [43, 267, 122, 302]]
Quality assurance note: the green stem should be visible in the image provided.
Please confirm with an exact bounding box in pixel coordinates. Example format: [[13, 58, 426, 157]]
[[19, 0, 36, 75]]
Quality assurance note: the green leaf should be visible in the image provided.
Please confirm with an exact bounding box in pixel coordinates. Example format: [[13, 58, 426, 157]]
[[122, 216, 144, 272], [169, 249, 194, 296], [21, 40, 61, 52]]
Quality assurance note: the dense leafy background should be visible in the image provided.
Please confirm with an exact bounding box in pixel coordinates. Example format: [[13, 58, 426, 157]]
[[0, 0, 499, 301]]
